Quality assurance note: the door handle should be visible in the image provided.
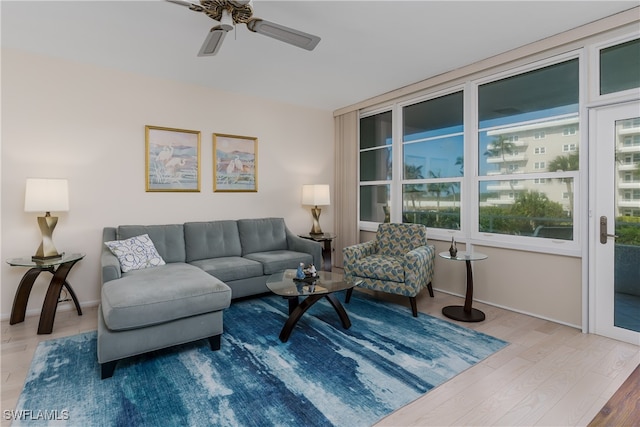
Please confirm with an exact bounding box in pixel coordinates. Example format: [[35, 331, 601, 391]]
[[599, 216, 618, 244]]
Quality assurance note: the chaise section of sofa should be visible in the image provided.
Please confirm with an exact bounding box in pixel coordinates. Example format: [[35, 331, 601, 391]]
[[98, 225, 232, 379], [98, 217, 322, 378]]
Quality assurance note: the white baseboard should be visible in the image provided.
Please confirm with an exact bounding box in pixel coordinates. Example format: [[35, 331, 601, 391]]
[[0, 299, 100, 322], [433, 288, 582, 330]]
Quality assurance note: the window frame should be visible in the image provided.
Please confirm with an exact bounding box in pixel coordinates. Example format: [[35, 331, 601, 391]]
[[589, 34, 640, 103], [358, 105, 395, 231], [470, 51, 583, 255]]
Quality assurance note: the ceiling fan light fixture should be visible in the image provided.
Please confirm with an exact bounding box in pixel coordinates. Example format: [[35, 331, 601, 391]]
[[247, 19, 320, 51], [198, 27, 227, 56]]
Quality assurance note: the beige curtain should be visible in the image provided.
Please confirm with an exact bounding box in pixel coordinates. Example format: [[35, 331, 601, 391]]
[[333, 111, 359, 268]]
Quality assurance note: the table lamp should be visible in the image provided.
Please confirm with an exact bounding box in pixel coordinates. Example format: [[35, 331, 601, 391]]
[[24, 178, 69, 261], [302, 184, 330, 235]]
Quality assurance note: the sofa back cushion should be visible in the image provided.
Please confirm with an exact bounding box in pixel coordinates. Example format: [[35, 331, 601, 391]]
[[238, 218, 288, 255], [117, 224, 185, 263], [184, 220, 242, 262], [376, 223, 428, 257]]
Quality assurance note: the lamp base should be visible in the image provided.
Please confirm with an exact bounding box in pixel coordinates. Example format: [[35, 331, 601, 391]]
[[33, 214, 62, 261], [309, 206, 324, 235]]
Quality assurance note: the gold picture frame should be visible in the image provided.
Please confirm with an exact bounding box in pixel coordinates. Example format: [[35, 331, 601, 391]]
[[213, 133, 258, 192], [145, 125, 201, 192]]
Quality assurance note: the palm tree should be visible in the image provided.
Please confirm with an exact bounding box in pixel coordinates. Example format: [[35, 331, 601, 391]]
[[484, 136, 517, 172], [548, 151, 579, 217], [455, 156, 464, 176], [426, 170, 454, 224], [404, 164, 424, 209]]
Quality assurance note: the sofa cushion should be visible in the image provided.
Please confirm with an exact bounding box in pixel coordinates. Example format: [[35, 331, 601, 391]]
[[104, 234, 166, 273], [118, 224, 186, 263], [238, 218, 288, 256], [347, 254, 405, 282], [189, 256, 263, 282], [101, 263, 231, 331], [244, 250, 313, 275], [184, 220, 242, 262]]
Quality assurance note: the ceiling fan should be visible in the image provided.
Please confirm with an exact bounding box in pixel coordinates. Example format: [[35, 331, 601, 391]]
[[166, 0, 321, 56]]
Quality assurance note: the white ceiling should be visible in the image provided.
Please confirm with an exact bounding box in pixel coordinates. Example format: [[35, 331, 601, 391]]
[[2, 1, 638, 111]]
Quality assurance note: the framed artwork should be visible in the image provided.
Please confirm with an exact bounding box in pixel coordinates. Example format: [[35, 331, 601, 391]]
[[145, 125, 201, 192], [213, 133, 258, 192]]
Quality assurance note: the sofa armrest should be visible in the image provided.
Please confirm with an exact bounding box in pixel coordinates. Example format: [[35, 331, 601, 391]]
[[101, 250, 121, 284], [285, 228, 323, 267], [342, 240, 378, 275], [101, 227, 121, 284], [403, 244, 435, 291]]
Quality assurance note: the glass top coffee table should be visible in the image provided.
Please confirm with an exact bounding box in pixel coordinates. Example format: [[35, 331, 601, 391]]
[[266, 269, 361, 342]]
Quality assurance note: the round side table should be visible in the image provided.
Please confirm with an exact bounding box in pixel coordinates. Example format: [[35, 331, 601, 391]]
[[439, 251, 487, 322]]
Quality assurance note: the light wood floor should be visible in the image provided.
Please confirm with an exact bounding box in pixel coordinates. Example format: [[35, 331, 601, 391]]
[[1, 291, 639, 427]]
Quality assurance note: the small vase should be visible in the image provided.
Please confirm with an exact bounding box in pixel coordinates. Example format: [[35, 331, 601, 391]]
[[449, 237, 458, 258]]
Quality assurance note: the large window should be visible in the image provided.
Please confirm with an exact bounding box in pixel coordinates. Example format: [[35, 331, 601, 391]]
[[477, 59, 579, 240], [357, 36, 639, 255], [402, 91, 464, 230]]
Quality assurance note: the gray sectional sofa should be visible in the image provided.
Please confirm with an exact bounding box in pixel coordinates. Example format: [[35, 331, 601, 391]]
[[98, 217, 322, 378]]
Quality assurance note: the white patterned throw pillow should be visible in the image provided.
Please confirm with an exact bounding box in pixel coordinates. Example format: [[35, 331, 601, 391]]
[[104, 234, 166, 273]]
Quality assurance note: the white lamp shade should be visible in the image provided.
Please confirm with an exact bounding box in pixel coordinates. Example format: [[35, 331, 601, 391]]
[[302, 184, 330, 206], [24, 178, 69, 213]]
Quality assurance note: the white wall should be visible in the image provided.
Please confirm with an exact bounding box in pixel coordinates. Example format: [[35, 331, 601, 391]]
[[1, 49, 334, 319]]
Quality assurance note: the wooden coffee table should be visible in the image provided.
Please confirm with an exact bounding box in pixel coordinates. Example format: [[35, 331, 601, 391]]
[[266, 269, 361, 342]]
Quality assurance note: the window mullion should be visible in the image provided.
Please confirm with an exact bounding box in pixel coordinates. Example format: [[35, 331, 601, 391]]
[[391, 103, 403, 223]]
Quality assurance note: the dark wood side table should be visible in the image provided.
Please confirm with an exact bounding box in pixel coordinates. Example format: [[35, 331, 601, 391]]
[[7, 253, 84, 334], [439, 251, 487, 322], [298, 233, 336, 272]]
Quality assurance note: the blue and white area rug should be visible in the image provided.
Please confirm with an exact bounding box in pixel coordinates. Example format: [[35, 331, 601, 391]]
[[13, 293, 508, 426]]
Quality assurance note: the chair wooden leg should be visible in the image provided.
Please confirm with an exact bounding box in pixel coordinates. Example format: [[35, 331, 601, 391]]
[[345, 288, 353, 304], [427, 281, 434, 298], [409, 297, 418, 317]]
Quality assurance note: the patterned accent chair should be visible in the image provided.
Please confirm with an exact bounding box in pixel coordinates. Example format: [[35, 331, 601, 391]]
[[342, 223, 435, 317]]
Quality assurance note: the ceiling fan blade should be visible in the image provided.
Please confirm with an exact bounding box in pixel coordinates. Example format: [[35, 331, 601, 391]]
[[197, 9, 233, 56], [198, 27, 228, 56], [246, 19, 320, 51], [165, 0, 204, 13]]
